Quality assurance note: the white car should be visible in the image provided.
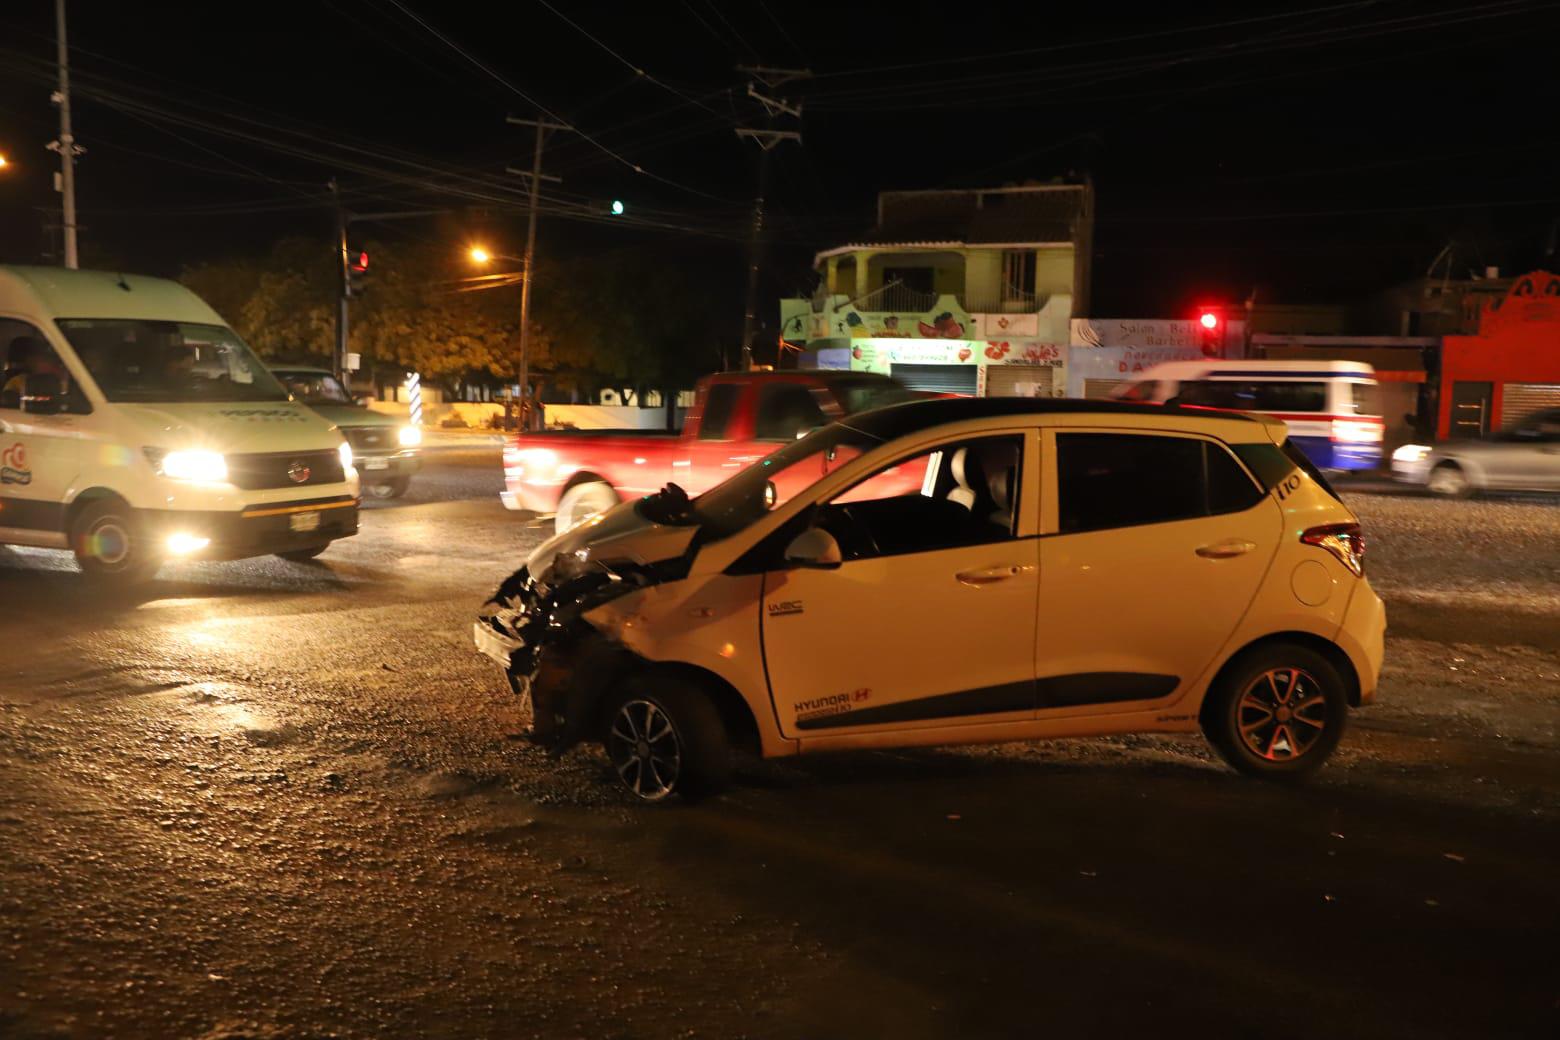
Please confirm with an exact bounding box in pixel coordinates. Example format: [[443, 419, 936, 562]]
[[476, 398, 1386, 801], [1392, 409, 1560, 496]]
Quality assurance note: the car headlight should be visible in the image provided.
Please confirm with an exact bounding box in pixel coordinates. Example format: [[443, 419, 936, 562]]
[[1392, 444, 1431, 463], [156, 449, 228, 483], [338, 440, 354, 472], [398, 425, 422, 448]]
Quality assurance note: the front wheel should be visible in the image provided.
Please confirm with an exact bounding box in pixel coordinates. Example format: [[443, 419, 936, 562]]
[[277, 544, 329, 562], [1427, 462, 1472, 498], [367, 477, 410, 500], [1203, 644, 1348, 781], [555, 480, 618, 536], [600, 676, 731, 802], [71, 499, 160, 585]]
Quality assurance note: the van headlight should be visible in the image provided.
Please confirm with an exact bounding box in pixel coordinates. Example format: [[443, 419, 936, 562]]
[[1392, 444, 1431, 463], [398, 425, 422, 448], [152, 449, 228, 483], [338, 440, 355, 472]]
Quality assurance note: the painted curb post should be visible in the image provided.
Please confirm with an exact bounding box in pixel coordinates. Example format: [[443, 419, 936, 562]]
[[405, 372, 422, 428]]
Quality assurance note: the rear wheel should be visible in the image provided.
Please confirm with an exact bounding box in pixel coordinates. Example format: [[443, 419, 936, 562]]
[[555, 480, 618, 536], [71, 499, 159, 585], [277, 544, 329, 562], [1427, 462, 1472, 498], [1203, 643, 1348, 781], [600, 675, 730, 802]]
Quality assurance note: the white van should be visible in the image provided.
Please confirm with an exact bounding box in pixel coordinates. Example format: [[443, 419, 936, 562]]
[[0, 266, 359, 582], [1110, 360, 1383, 472]]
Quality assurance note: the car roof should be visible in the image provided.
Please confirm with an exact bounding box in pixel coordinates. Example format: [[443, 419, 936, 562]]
[[842, 396, 1275, 441], [269, 365, 333, 375]]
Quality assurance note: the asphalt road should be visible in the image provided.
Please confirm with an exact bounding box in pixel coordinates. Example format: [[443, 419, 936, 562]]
[[2, 448, 1556, 1039]]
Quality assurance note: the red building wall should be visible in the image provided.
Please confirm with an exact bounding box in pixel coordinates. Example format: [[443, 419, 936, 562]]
[[1437, 271, 1560, 438]]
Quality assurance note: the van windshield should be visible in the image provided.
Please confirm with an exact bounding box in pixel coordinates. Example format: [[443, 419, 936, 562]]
[[56, 319, 288, 404]]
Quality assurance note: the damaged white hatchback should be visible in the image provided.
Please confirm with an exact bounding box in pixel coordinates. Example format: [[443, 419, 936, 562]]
[[476, 397, 1385, 801]]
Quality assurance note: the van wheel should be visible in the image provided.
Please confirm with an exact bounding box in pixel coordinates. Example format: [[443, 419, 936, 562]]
[[71, 499, 159, 584], [600, 675, 730, 802], [1427, 462, 1472, 498], [277, 544, 328, 562], [1203, 644, 1348, 781], [367, 477, 410, 500], [555, 480, 618, 536]]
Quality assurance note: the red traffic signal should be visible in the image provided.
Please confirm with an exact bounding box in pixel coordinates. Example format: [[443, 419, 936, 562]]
[[1198, 311, 1219, 330], [350, 250, 369, 273], [1195, 309, 1223, 356]]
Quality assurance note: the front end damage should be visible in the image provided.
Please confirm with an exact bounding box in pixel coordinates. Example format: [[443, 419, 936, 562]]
[[474, 549, 688, 751]]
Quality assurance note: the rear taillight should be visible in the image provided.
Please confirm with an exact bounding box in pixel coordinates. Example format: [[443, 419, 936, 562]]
[[1302, 522, 1365, 576], [1331, 418, 1383, 443]]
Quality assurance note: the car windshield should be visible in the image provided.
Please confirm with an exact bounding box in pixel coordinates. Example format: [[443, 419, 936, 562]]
[[278, 372, 352, 405], [687, 424, 885, 541], [55, 319, 288, 404]]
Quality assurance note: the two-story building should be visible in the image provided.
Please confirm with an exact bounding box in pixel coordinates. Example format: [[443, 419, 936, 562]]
[[781, 183, 1093, 396]]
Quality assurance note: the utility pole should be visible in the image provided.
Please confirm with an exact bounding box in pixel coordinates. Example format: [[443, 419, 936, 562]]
[[331, 178, 349, 381], [505, 115, 570, 430], [735, 67, 808, 371], [49, 0, 81, 268]]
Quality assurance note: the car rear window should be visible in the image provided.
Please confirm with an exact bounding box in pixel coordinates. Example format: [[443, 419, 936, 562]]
[[697, 383, 740, 440], [1056, 433, 1263, 534], [1349, 381, 1382, 417], [1230, 442, 1296, 490], [753, 382, 828, 441]]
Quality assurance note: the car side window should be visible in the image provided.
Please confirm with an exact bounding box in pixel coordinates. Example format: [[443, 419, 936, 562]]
[[816, 435, 1023, 561], [696, 383, 740, 440], [753, 382, 828, 441], [1056, 433, 1261, 534], [1, 320, 86, 414]]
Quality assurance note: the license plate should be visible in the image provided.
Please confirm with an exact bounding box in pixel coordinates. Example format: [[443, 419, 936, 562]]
[[473, 620, 523, 667], [363, 458, 390, 470], [289, 511, 321, 532]]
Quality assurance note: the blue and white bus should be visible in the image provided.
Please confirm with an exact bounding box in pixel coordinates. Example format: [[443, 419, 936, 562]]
[[1109, 360, 1383, 471]]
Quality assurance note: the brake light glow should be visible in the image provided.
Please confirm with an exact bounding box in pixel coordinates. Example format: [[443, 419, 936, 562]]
[[1331, 418, 1383, 443], [1302, 522, 1365, 576]]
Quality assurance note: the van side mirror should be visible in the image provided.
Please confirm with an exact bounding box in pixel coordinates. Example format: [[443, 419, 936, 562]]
[[784, 527, 842, 570], [21, 373, 64, 415]]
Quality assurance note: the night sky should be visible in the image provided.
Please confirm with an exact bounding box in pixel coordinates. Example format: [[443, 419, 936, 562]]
[[1, 0, 1557, 318]]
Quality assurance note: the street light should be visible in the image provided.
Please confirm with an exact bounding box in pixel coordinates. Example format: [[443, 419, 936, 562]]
[[0, 153, 9, 170], [468, 245, 491, 264]]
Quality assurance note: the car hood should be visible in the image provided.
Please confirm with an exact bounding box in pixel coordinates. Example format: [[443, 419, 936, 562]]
[[305, 403, 397, 428], [525, 500, 698, 586], [115, 401, 341, 454]]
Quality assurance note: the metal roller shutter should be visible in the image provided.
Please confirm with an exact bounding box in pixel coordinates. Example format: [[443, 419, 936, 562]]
[[891, 364, 979, 396], [1501, 383, 1560, 428], [985, 364, 1057, 398]]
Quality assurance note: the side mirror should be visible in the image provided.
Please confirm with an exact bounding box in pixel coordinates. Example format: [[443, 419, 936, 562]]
[[21, 373, 64, 415], [784, 527, 842, 570]]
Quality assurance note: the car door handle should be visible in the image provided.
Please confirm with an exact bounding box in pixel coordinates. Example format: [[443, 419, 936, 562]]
[[1196, 540, 1257, 559], [956, 565, 1030, 586]]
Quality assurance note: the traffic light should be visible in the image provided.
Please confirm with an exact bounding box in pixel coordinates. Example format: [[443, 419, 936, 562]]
[[609, 199, 625, 216], [346, 247, 370, 297], [1196, 309, 1222, 356]]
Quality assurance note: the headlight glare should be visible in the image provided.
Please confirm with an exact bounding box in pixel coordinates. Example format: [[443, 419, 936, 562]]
[[1392, 444, 1431, 463], [338, 440, 354, 472], [398, 425, 423, 448], [159, 450, 228, 483]]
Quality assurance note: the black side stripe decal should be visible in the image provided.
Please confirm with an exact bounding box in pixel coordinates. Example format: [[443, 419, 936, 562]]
[[794, 673, 1180, 731], [0, 496, 66, 531]]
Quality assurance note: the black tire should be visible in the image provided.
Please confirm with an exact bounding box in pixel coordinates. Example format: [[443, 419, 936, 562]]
[[1202, 643, 1349, 781], [367, 476, 410, 500], [70, 499, 160, 585], [599, 674, 731, 802], [277, 544, 329, 562]]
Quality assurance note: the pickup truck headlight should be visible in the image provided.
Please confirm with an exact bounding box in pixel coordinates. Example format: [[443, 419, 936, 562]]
[[398, 425, 423, 448], [153, 449, 228, 483], [1392, 444, 1431, 463], [338, 440, 354, 472]]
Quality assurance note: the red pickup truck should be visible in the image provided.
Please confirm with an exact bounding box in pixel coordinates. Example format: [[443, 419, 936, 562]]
[[502, 371, 917, 533]]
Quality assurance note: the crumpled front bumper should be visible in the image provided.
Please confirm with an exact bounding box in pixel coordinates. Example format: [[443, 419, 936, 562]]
[[473, 566, 632, 749]]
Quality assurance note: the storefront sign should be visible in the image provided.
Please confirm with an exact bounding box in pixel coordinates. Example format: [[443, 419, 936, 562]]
[[1071, 318, 1201, 349], [974, 313, 1040, 338]]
